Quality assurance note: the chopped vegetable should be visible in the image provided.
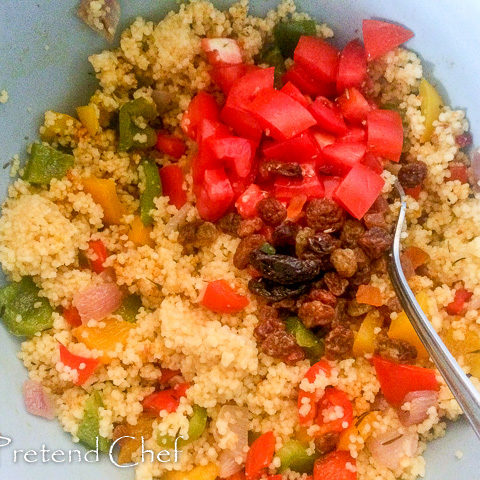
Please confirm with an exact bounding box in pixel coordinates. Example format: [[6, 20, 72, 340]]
[[201, 38, 243, 65], [337, 39, 367, 93], [207, 135, 256, 178], [402, 246, 429, 270], [155, 132, 186, 159], [139, 158, 162, 226], [286, 316, 324, 361], [283, 64, 335, 97], [314, 387, 353, 436], [159, 165, 188, 210], [40, 112, 79, 141], [63, 305, 82, 327], [142, 383, 189, 414], [338, 411, 380, 451], [118, 98, 157, 151], [367, 109, 403, 162], [196, 168, 234, 221], [128, 215, 154, 246], [115, 294, 142, 323], [309, 96, 347, 135], [320, 142, 366, 176], [278, 439, 316, 473], [162, 463, 219, 480], [0, 277, 53, 337], [419, 78, 443, 143], [245, 431, 275, 480], [362, 19, 414, 61], [274, 164, 324, 200], [274, 20, 317, 58], [263, 132, 319, 164], [201, 279, 249, 314], [259, 44, 286, 88], [88, 239, 107, 274], [352, 310, 382, 356], [182, 91, 220, 140], [448, 163, 469, 183], [180, 405, 208, 446], [116, 413, 155, 464], [235, 184, 266, 218], [372, 356, 439, 407], [281, 81, 311, 107], [76, 104, 99, 136], [59, 343, 99, 386], [337, 87, 371, 124], [82, 177, 126, 224], [73, 282, 123, 322], [23, 143, 74, 184], [313, 450, 356, 480], [22, 379, 55, 420], [77, 391, 111, 453], [356, 285, 383, 306], [260, 243, 276, 255], [446, 288, 472, 316], [287, 194, 308, 221]]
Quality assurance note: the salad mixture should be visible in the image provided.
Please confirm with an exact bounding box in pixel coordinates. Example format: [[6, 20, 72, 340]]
[[1, 1, 480, 480]]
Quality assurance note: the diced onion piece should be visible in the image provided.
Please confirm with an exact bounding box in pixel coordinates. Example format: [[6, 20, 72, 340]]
[[367, 430, 418, 470], [73, 283, 123, 322], [397, 390, 438, 426], [22, 380, 55, 420]]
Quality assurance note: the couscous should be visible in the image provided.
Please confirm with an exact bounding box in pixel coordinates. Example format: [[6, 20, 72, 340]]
[[1, 1, 480, 480]]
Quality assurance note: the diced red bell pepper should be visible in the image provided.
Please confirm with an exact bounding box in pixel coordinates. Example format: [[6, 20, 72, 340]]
[[321, 176, 342, 199], [298, 360, 332, 425], [235, 184, 266, 218], [313, 451, 357, 480], [263, 131, 320, 163], [320, 142, 366, 175], [314, 387, 353, 436], [142, 383, 189, 414], [337, 87, 371, 124], [372, 356, 439, 407], [159, 165, 187, 209], [201, 38, 243, 65], [207, 136, 256, 178], [361, 152, 384, 174], [248, 88, 316, 141], [446, 288, 473, 315], [338, 126, 366, 144], [274, 163, 325, 200], [334, 163, 385, 219], [59, 343, 99, 386], [245, 431, 276, 480], [309, 97, 348, 136], [88, 239, 107, 274], [159, 368, 181, 384], [367, 109, 404, 162], [201, 279, 249, 314], [337, 39, 367, 93], [362, 19, 414, 61], [294, 36, 339, 84], [404, 185, 422, 199], [181, 91, 219, 139], [448, 164, 469, 183], [283, 64, 336, 97], [210, 64, 248, 95], [63, 306, 82, 328], [311, 128, 336, 150], [281, 81, 311, 107], [155, 132, 186, 159]]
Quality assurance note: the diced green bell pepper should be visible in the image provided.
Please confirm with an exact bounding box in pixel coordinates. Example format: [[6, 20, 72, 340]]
[[115, 294, 142, 323], [285, 316, 324, 361], [259, 45, 286, 88], [0, 277, 53, 337], [273, 20, 317, 58], [260, 242, 276, 255], [77, 391, 111, 453], [118, 98, 157, 151], [277, 439, 316, 474], [23, 143, 74, 184], [139, 158, 162, 226]]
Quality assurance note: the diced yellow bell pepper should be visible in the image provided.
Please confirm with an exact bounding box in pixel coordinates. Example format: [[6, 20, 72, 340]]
[[420, 78, 443, 143], [77, 104, 100, 136], [116, 413, 156, 464], [40, 111, 80, 141], [82, 177, 126, 225], [162, 463, 219, 480], [72, 318, 134, 363], [128, 215, 154, 247], [388, 291, 429, 358], [353, 310, 382, 356], [443, 328, 480, 378], [337, 411, 380, 451]]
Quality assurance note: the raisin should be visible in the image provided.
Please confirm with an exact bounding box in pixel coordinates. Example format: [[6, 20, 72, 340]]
[[178, 220, 217, 249], [272, 221, 300, 247], [307, 232, 340, 256], [238, 217, 264, 238], [195, 222, 218, 246], [324, 272, 349, 297], [368, 195, 389, 214], [315, 432, 340, 455], [257, 197, 287, 226], [324, 325, 354, 360], [347, 299, 371, 317], [340, 219, 365, 249], [398, 161, 428, 189], [330, 248, 358, 278], [259, 160, 303, 181], [217, 212, 241, 237], [376, 335, 417, 364], [298, 300, 336, 328], [233, 234, 265, 269], [363, 212, 387, 230], [358, 227, 392, 259], [248, 277, 309, 302], [305, 198, 346, 233], [261, 329, 305, 364], [305, 288, 337, 307]]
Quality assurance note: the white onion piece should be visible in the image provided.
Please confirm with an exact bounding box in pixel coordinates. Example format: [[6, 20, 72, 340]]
[[73, 282, 123, 322], [23, 380, 55, 420], [398, 390, 438, 426], [164, 202, 193, 236], [372, 394, 389, 412], [215, 406, 249, 478], [78, 0, 120, 42], [367, 430, 418, 470]]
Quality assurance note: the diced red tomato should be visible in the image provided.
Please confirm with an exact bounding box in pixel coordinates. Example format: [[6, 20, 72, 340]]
[[313, 451, 357, 480], [142, 383, 189, 414], [274, 164, 324, 200], [298, 360, 332, 425], [294, 36, 339, 84], [159, 368, 181, 384], [263, 131, 320, 163], [207, 136, 256, 178], [372, 356, 439, 407], [366, 109, 404, 162], [361, 152, 384, 174], [337, 87, 371, 124], [235, 184, 266, 218], [248, 88, 316, 141], [88, 239, 107, 274], [338, 126, 366, 144], [311, 128, 336, 150], [446, 288, 473, 316], [321, 176, 342, 199], [320, 142, 366, 175], [281, 81, 311, 107], [63, 306, 82, 328], [362, 19, 414, 61], [196, 118, 230, 147], [404, 185, 422, 199], [155, 132, 186, 159], [245, 431, 276, 480], [283, 64, 336, 97], [201, 38, 243, 65], [181, 92, 219, 139], [210, 64, 248, 95], [314, 387, 353, 436], [159, 165, 187, 209], [448, 164, 469, 183], [201, 279, 249, 314], [334, 163, 385, 219], [221, 106, 263, 142], [337, 39, 367, 93], [59, 343, 99, 386], [309, 97, 348, 136], [196, 168, 234, 221]]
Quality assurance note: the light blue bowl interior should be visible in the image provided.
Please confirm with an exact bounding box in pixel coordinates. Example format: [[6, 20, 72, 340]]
[[1, 1, 479, 478]]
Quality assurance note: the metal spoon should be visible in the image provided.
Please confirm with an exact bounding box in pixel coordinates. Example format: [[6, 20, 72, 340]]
[[388, 181, 480, 439]]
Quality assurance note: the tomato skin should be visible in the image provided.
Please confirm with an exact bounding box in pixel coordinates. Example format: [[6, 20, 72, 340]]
[[320, 142, 366, 176], [201, 279, 249, 314], [245, 431, 276, 480], [281, 81, 311, 107], [59, 343, 99, 386], [337, 39, 367, 93], [210, 64, 248, 95], [313, 451, 357, 480], [321, 176, 342, 199], [88, 239, 108, 274], [63, 306, 82, 328], [361, 152, 383, 174], [372, 356, 439, 407], [263, 131, 320, 164], [362, 19, 414, 61], [338, 126, 366, 144], [159, 165, 187, 209], [181, 92, 219, 139], [196, 169, 234, 222], [283, 64, 336, 97], [235, 184, 266, 218], [309, 97, 348, 136], [142, 383, 189, 414], [155, 132, 186, 159], [367, 109, 404, 162], [337, 87, 371, 124], [314, 387, 353, 436], [274, 164, 325, 201], [159, 368, 181, 384], [311, 128, 336, 151], [207, 136, 256, 178], [446, 288, 472, 315]]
